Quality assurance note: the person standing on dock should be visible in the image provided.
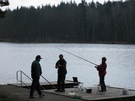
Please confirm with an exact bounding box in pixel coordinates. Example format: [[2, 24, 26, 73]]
[[95, 57, 107, 92], [29, 55, 44, 98], [55, 54, 67, 92]]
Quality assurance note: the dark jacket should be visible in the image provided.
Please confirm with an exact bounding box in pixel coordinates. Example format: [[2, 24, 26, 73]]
[[55, 59, 67, 75], [97, 62, 107, 76], [31, 60, 42, 79]]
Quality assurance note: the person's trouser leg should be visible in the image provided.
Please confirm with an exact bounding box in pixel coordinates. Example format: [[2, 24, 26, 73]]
[[100, 75, 106, 91], [61, 75, 66, 91], [30, 79, 37, 96], [36, 81, 42, 95], [57, 75, 61, 91], [30, 78, 41, 96]]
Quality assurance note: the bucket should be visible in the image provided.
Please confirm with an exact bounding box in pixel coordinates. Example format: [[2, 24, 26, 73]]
[[86, 88, 92, 93]]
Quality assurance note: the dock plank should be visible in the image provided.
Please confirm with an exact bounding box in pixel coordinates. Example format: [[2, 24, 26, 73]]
[[8, 80, 78, 89], [42, 86, 135, 101]]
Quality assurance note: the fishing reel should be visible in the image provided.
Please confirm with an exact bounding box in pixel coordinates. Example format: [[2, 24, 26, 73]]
[[95, 66, 97, 68]]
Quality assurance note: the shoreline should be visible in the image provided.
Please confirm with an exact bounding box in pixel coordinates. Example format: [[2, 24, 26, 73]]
[[0, 41, 135, 45]]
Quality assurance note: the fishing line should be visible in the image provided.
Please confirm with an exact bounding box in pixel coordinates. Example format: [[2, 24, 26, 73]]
[[57, 48, 98, 66]]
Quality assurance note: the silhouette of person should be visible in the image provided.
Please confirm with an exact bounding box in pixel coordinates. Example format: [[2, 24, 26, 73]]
[[95, 57, 107, 92], [29, 55, 44, 98], [55, 54, 67, 92]]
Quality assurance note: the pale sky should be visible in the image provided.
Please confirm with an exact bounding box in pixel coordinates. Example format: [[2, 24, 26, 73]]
[[1, 0, 108, 10]]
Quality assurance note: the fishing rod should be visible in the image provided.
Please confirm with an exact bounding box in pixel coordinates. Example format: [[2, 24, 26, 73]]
[[57, 48, 98, 66], [41, 75, 57, 89]]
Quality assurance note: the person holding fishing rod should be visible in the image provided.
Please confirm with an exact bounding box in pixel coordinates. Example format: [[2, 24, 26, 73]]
[[55, 54, 67, 92], [95, 57, 107, 92]]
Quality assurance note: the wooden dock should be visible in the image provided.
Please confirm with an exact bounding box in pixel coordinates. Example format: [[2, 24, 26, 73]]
[[8, 80, 135, 101], [8, 80, 79, 89], [42, 86, 135, 101]]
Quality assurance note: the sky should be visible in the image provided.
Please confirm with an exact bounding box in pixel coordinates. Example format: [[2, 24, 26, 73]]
[[1, 0, 108, 10]]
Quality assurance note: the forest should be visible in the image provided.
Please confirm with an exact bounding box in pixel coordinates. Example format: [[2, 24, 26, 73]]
[[0, 0, 135, 43]]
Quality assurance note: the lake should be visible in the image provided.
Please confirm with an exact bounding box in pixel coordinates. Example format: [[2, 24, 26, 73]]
[[0, 42, 135, 89]]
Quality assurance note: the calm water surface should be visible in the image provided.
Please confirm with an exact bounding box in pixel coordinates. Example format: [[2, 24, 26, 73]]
[[0, 42, 135, 89]]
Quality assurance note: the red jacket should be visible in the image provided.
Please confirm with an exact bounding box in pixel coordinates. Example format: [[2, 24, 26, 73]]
[[97, 62, 107, 76]]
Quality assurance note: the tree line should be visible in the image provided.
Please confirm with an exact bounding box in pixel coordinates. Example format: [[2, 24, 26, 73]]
[[0, 0, 135, 43]]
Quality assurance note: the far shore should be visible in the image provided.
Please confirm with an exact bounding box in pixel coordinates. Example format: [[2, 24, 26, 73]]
[[0, 41, 135, 45]]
